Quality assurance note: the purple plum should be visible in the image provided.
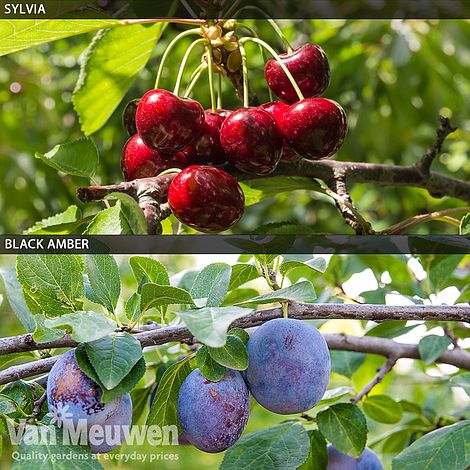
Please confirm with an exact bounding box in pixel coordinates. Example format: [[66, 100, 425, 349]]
[[327, 445, 384, 469]]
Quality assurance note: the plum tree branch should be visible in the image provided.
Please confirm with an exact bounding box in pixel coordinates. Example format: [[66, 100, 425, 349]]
[[1, 304, 469, 385]]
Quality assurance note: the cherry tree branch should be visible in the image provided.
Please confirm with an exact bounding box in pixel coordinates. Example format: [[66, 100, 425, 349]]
[[1, 304, 469, 385]]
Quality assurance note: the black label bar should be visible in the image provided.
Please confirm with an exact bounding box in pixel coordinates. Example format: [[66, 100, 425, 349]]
[[0, 235, 469, 254]]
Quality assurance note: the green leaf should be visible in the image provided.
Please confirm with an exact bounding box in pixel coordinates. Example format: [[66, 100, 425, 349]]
[[450, 372, 470, 396], [131, 386, 152, 425], [228, 327, 250, 345], [239, 176, 321, 206], [0, 396, 18, 415], [125, 292, 141, 322], [392, 421, 470, 470], [105, 193, 148, 234], [280, 257, 328, 276], [84, 332, 143, 390], [0, 268, 35, 333], [196, 346, 226, 382], [25, 206, 81, 235], [85, 255, 120, 313], [315, 387, 354, 408], [208, 335, 249, 370], [141, 283, 195, 311], [32, 314, 66, 343], [147, 357, 193, 430], [11, 423, 102, 470], [366, 321, 418, 339], [229, 264, 261, 290], [178, 306, 253, 348], [298, 430, 328, 470], [331, 351, 366, 378], [236, 281, 316, 307], [0, 19, 119, 56], [459, 213, 470, 235], [129, 256, 170, 287], [16, 254, 84, 317], [73, 23, 165, 135], [418, 335, 452, 365], [221, 422, 310, 470], [84, 200, 132, 235], [428, 255, 464, 293], [1, 380, 45, 419], [190, 263, 232, 307], [317, 404, 367, 458], [75, 345, 146, 403], [35, 137, 99, 177], [45, 311, 116, 343], [363, 395, 403, 424]]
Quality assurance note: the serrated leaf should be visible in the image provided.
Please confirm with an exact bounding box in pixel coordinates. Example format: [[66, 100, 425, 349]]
[[196, 346, 226, 382], [418, 335, 452, 365], [366, 320, 418, 339], [85, 255, 120, 313], [298, 430, 328, 470], [392, 421, 470, 470], [16, 254, 84, 317], [239, 176, 321, 206], [73, 23, 165, 135], [178, 306, 253, 348], [190, 263, 232, 307], [280, 257, 328, 276], [105, 193, 148, 234], [228, 327, 250, 345], [229, 264, 261, 290], [221, 422, 310, 470], [208, 335, 248, 370], [35, 137, 99, 177], [0, 396, 18, 415], [75, 345, 146, 403], [331, 351, 366, 378], [45, 311, 116, 343], [0, 268, 35, 333], [141, 283, 195, 311], [146, 357, 193, 430], [84, 332, 143, 390], [0, 19, 119, 56], [459, 213, 470, 235], [84, 201, 131, 235], [317, 404, 367, 458], [129, 256, 170, 287], [316, 387, 354, 408], [236, 281, 316, 307], [25, 206, 81, 235], [449, 372, 470, 396], [363, 395, 403, 424], [125, 292, 141, 322], [1, 380, 45, 419], [33, 314, 66, 343]]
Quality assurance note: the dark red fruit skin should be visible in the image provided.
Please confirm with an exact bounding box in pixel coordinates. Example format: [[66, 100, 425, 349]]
[[183, 110, 228, 166], [168, 165, 245, 233], [282, 98, 347, 160], [220, 108, 283, 175], [136, 89, 204, 153], [121, 134, 188, 181], [264, 43, 330, 103], [259, 102, 300, 162]]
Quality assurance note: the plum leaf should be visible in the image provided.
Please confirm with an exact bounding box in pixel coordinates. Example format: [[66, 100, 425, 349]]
[[190, 263, 232, 307]]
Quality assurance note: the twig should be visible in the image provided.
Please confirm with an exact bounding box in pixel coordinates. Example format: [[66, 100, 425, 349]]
[[29, 392, 47, 421], [415, 116, 457, 176], [351, 354, 399, 404]]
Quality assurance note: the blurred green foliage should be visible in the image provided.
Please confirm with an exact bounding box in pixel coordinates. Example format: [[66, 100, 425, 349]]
[[0, 19, 469, 233]]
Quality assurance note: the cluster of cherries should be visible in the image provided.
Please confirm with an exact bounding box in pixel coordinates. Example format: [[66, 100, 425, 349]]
[[121, 43, 347, 233]]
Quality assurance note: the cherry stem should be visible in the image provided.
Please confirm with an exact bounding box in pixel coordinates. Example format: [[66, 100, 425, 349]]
[[157, 168, 183, 177], [234, 8, 293, 52], [240, 37, 304, 101], [238, 42, 250, 108], [174, 38, 207, 96], [206, 42, 217, 113], [217, 74, 223, 109], [184, 63, 207, 97], [121, 19, 206, 26], [155, 28, 201, 89]]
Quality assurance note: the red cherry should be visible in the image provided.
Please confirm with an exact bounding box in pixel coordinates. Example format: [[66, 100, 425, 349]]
[[282, 98, 347, 160], [259, 102, 300, 162], [136, 89, 204, 153], [264, 44, 330, 103], [220, 108, 283, 175], [168, 165, 245, 233], [183, 110, 228, 166], [121, 134, 188, 181]]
